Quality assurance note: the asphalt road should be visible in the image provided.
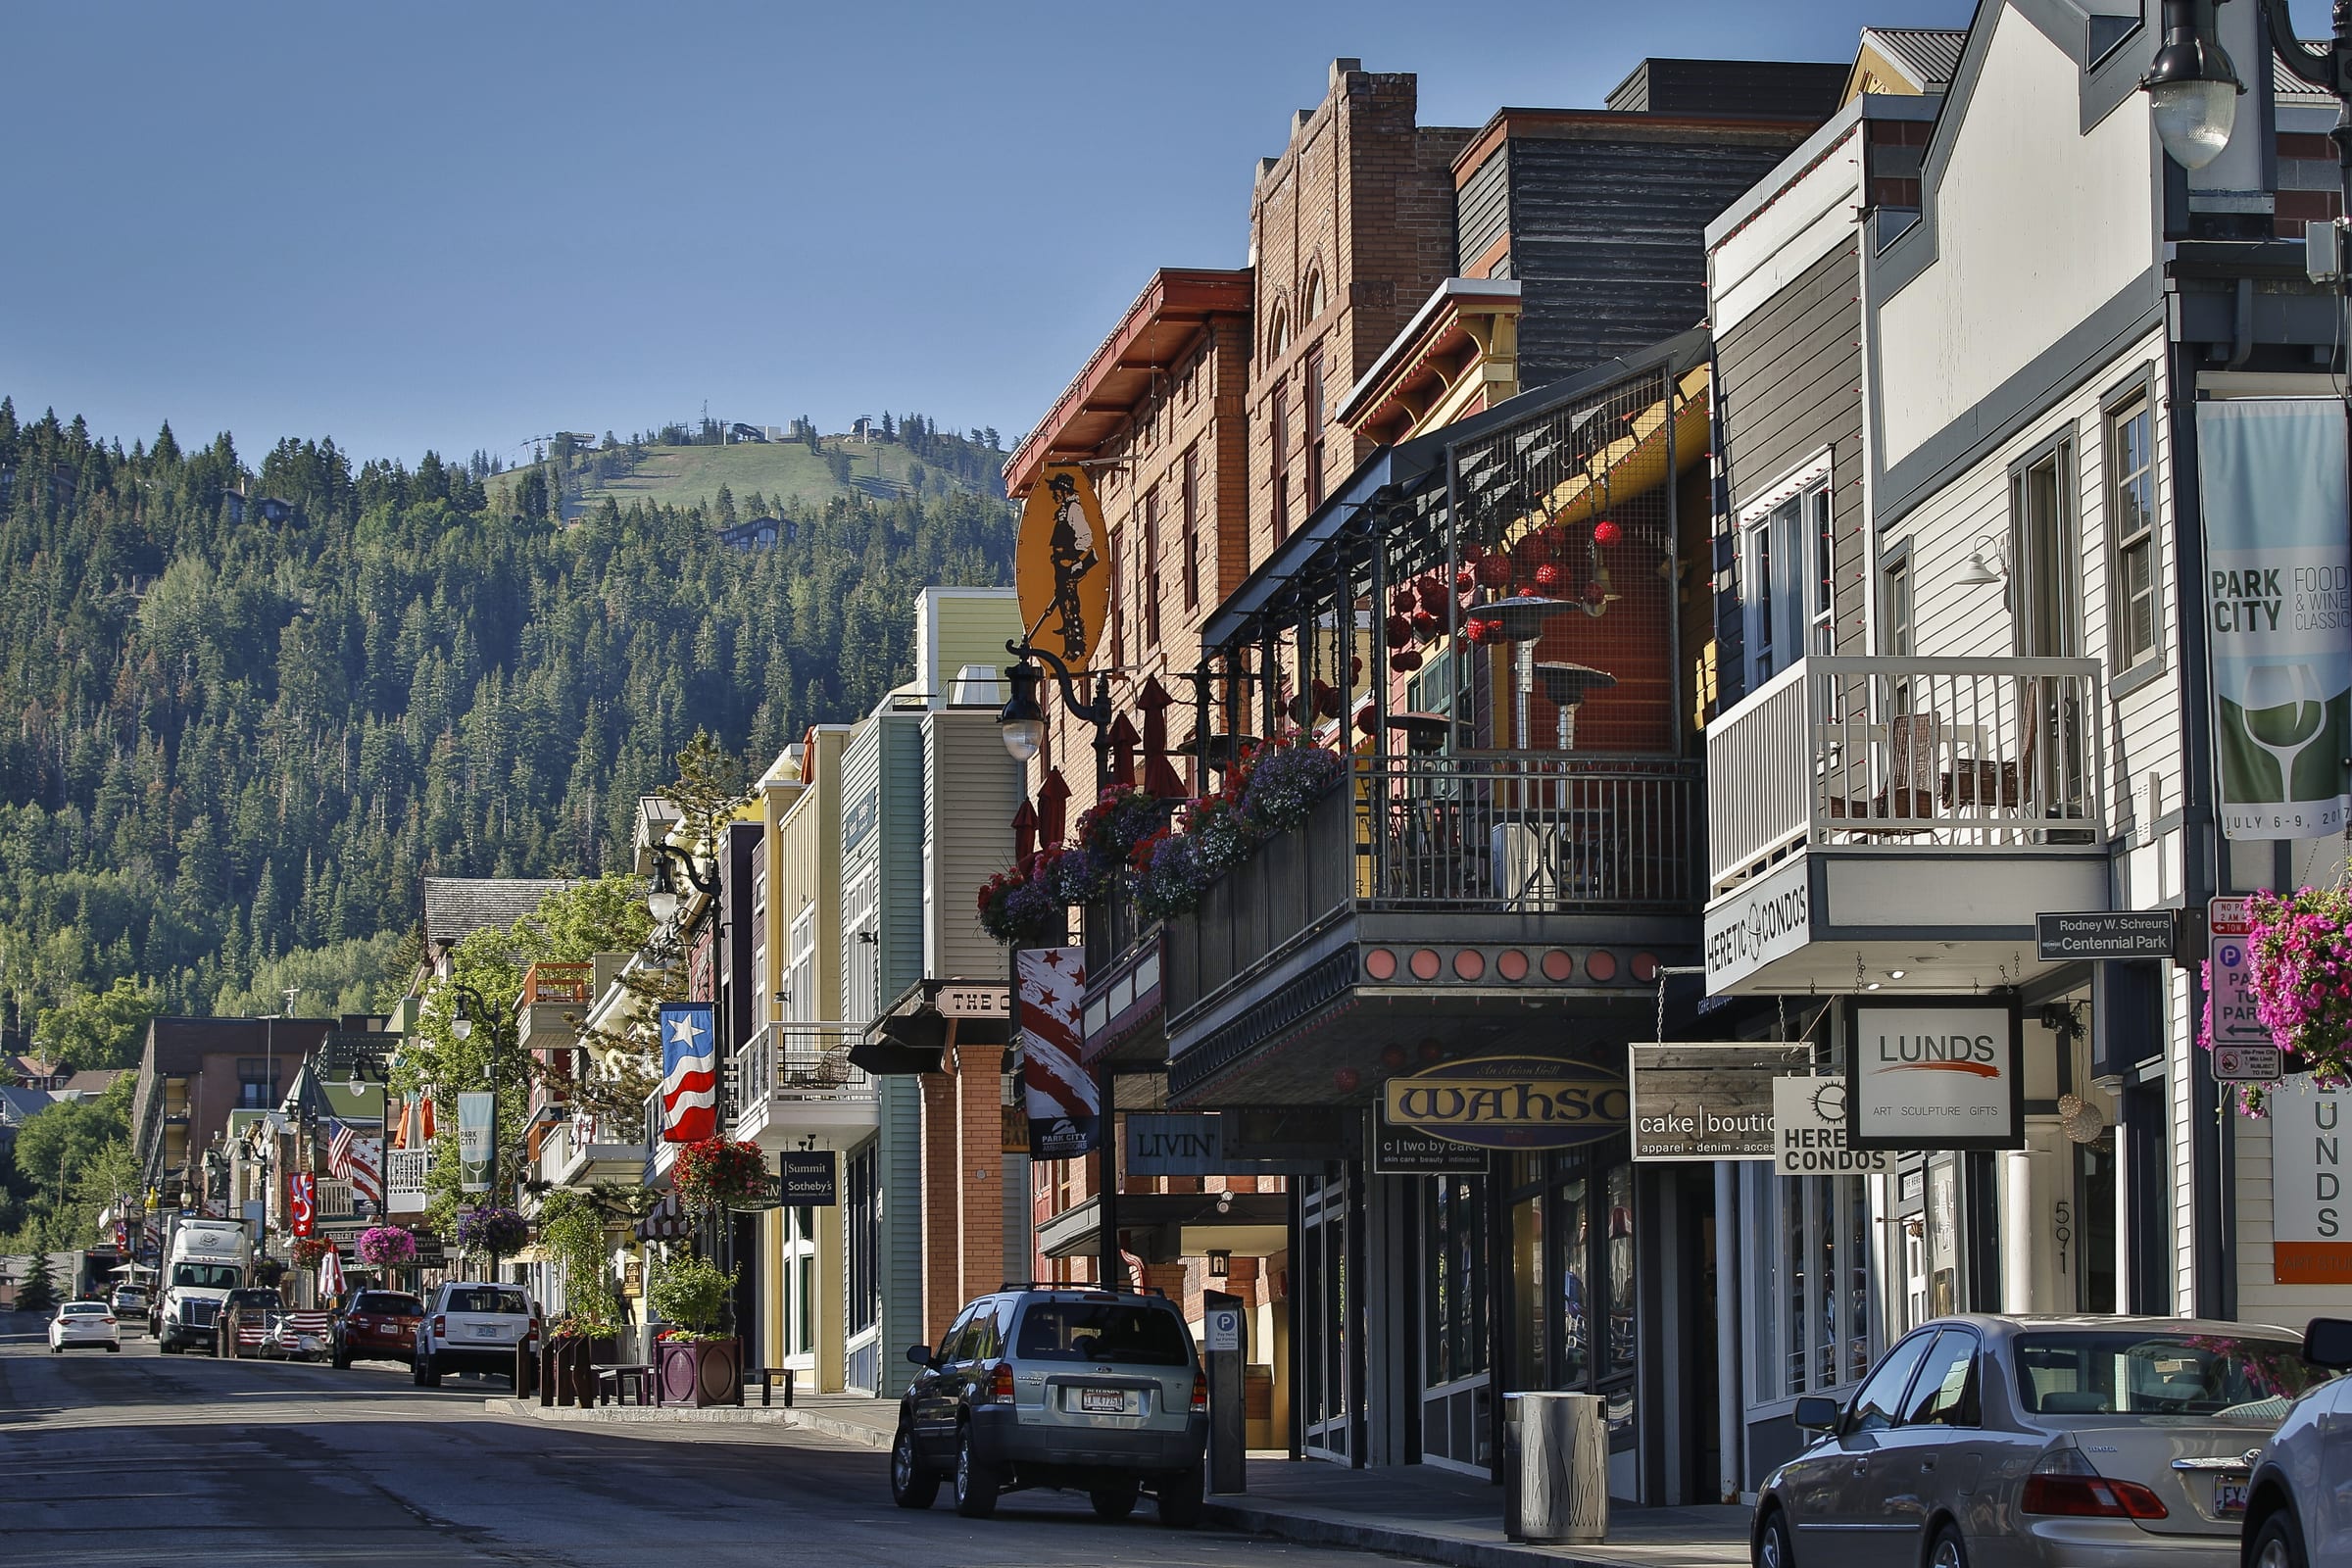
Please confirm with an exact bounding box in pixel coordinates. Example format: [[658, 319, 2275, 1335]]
[[0, 1315, 1393, 1568]]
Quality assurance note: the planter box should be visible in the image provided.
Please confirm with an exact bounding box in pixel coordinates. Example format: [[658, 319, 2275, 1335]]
[[657, 1337, 744, 1407], [547, 1335, 619, 1407]]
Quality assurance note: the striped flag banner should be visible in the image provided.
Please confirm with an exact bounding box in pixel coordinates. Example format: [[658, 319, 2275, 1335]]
[[326, 1118, 384, 1207], [1019, 947, 1096, 1160], [660, 1003, 719, 1143]]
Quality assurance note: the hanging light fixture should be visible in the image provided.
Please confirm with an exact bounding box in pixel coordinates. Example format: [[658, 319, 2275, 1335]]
[[997, 662, 1048, 763], [2141, 0, 2243, 171], [646, 854, 680, 925]]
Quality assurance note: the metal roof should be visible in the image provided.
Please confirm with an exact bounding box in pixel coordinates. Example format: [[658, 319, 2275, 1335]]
[[1859, 26, 1968, 92], [420, 877, 578, 951]]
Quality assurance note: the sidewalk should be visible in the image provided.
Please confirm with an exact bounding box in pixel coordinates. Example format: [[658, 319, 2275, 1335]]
[[488, 1392, 1748, 1568]]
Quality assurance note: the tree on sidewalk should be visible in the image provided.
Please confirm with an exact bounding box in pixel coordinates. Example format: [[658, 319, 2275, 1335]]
[[17, 1243, 59, 1313]]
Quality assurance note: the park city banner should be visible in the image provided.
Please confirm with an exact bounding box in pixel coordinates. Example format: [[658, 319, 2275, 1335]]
[[456, 1092, 494, 1193], [1019, 946, 1098, 1159], [2196, 398, 2352, 840]]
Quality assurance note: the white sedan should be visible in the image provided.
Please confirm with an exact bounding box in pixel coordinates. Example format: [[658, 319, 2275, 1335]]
[[2241, 1317, 2352, 1568], [49, 1300, 121, 1352]]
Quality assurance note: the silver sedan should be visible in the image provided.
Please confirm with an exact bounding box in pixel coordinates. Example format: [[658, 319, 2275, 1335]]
[[1751, 1314, 2326, 1568]]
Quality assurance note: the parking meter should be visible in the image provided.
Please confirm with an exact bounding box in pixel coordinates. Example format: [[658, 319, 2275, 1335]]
[[1202, 1290, 1246, 1494]]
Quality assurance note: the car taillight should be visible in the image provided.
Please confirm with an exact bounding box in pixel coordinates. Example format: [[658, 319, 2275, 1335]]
[[988, 1363, 1016, 1405], [1191, 1370, 1208, 1414], [101, 1317, 115, 1326], [432, 1315, 446, 1338], [2021, 1449, 2168, 1519]]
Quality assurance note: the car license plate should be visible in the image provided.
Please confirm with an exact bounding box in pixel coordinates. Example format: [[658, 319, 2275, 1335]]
[[472, 1324, 502, 1339], [1080, 1388, 1126, 1414], [2215, 1479, 2248, 1515]]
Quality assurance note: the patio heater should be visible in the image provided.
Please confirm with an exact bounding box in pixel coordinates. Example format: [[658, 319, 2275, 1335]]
[[1485, 596, 1580, 750], [1534, 662, 1616, 752]]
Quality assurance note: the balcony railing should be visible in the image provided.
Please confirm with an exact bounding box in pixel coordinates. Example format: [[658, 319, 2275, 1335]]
[[1165, 754, 1702, 1016], [733, 1022, 876, 1107], [520, 961, 594, 1004], [1707, 656, 2106, 895]]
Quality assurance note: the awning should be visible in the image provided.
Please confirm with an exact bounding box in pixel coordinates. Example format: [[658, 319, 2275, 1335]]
[[1037, 1191, 1290, 1263], [634, 1193, 694, 1242], [851, 977, 1014, 1076]]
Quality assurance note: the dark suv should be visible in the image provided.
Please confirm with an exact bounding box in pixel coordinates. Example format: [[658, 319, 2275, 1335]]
[[333, 1290, 425, 1369], [889, 1284, 1207, 1527]]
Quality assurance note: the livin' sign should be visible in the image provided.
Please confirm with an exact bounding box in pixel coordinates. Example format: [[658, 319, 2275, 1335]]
[[1125, 1114, 1224, 1177]]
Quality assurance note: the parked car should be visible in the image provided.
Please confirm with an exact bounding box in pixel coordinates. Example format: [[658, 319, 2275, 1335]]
[[48, 1299, 120, 1353], [889, 1284, 1207, 1527], [109, 1285, 149, 1323], [412, 1281, 536, 1388], [1751, 1314, 2325, 1568], [333, 1290, 425, 1370], [2239, 1316, 2352, 1568]]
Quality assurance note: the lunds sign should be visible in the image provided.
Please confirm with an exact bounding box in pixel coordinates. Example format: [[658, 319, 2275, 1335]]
[[1844, 997, 2024, 1152], [1382, 1055, 1628, 1151]]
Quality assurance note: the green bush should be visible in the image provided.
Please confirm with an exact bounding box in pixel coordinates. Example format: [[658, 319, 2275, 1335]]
[[647, 1250, 734, 1334]]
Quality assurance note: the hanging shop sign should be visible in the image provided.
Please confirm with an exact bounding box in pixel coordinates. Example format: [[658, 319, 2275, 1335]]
[[1702, 857, 1811, 992], [1844, 997, 2024, 1152], [779, 1151, 839, 1207], [2196, 398, 2352, 841], [456, 1093, 495, 1193], [936, 983, 1010, 1019], [2270, 1078, 2352, 1284], [1371, 1108, 1490, 1176], [1381, 1055, 1628, 1151], [2034, 910, 2177, 961], [1126, 1113, 1223, 1177], [1015, 465, 1112, 672], [1629, 1043, 1810, 1161], [385, 1149, 430, 1213], [1772, 1076, 1890, 1176], [1020, 947, 1098, 1159]]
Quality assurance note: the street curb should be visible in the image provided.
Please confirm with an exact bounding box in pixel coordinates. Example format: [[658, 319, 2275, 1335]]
[[482, 1397, 797, 1426], [1198, 1499, 1629, 1568], [779, 1407, 893, 1448]]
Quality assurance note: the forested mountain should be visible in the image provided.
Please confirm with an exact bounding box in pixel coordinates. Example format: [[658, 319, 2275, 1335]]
[[0, 399, 1014, 1044]]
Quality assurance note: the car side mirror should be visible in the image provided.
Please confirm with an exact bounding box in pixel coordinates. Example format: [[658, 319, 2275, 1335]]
[[1792, 1395, 1842, 1433], [2304, 1317, 2352, 1370], [906, 1344, 935, 1368]]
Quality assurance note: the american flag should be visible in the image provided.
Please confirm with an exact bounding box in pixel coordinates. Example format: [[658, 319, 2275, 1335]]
[[326, 1118, 384, 1207], [660, 1003, 718, 1143]]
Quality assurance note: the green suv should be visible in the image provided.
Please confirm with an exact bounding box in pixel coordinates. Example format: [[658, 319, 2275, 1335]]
[[890, 1284, 1208, 1527]]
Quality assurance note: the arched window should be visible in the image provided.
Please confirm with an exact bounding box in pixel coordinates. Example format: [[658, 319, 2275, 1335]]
[[1268, 310, 1291, 359], [1300, 269, 1326, 324]]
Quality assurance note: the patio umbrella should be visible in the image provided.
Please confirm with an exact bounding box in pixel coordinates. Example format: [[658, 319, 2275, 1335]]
[[318, 1246, 346, 1301]]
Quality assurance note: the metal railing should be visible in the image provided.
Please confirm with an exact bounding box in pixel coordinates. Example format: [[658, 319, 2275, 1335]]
[[1706, 655, 2106, 894], [733, 1023, 875, 1107]]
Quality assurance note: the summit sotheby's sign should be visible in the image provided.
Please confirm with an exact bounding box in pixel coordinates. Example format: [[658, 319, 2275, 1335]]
[[2197, 398, 2352, 841], [1844, 997, 2023, 1152]]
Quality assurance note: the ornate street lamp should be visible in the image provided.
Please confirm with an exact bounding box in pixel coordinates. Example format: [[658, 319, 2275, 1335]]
[[2141, 0, 2244, 171], [998, 640, 1114, 785]]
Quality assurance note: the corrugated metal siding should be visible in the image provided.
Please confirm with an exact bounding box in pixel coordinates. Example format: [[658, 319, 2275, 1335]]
[[1455, 145, 1511, 273], [1510, 137, 1806, 388], [1713, 241, 1866, 708], [923, 711, 1023, 982]]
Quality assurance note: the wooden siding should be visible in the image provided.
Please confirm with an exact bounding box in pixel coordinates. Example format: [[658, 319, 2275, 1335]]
[[1509, 136, 1807, 388], [1456, 144, 1512, 276], [923, 710, 1022, 983], [1712, 240, 1864, 709]]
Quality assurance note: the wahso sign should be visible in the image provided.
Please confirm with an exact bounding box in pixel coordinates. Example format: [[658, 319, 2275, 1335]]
[[1383, 1055, 1628, 1151]]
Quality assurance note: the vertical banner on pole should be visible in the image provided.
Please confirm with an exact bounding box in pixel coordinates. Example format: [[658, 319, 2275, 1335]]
[[1020, 947, 1097, 1159], [2196, 398, 2352, 839], [659, 1003, 719, 1143], [457, 1092, 494, 1193]]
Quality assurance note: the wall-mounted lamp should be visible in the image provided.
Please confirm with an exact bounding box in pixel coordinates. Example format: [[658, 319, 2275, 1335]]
[[1955, 533, 2010, 587], [1206, 1250, 1232, 1279]]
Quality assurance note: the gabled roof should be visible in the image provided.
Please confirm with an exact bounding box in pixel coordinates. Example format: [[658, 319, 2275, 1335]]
[[0, 1085, 52, 1124], [1855, 26, 1968, 93], [58, 1069, 128, 1097], [421, 877, 577, 952]]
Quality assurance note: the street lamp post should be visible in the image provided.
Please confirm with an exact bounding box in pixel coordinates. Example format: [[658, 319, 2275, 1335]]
[[448, 981, 517, 1275], [645, 840, 732, 1303]]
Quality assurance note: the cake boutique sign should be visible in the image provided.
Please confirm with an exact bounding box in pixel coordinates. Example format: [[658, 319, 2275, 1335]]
[[1844, 996, 2023, 1152]]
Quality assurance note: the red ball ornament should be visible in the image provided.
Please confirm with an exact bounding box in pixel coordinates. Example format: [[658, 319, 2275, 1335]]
[[1380, 1043, 1409, 1070], [1354, 705, 1379, 736], [1583, 580, 1606, 606], [1390, 649, 1423, 673], [1592, 518, 1621, 547], [1386, 613, 1414, 645], [1334, 1067, 1361, 1094], [1391, 587, 1416, 616], [1534, 563, 1562, 594], [1459, 541, 1485, 564], [1350, 656, 1363, 679], [1411, 610, 1439, 642], [1476, 555, 1513, 588], [1455, 568, 1477, 595]]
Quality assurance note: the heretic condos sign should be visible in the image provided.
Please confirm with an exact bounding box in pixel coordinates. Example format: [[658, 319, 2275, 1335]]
[[1844, 997, 2023, 1152], [2196, 399, 2351, 840], [1382, 1055, 1627, 1151], [1702, 858, 1810, 990]]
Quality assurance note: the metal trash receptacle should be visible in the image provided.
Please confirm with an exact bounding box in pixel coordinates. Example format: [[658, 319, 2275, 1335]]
[[1503, 1391, 1608, 1544]]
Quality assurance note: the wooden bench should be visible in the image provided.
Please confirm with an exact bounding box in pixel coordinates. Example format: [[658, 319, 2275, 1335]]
[[592, 1363, 657, 1407], [748, 1366, 796, 1407]]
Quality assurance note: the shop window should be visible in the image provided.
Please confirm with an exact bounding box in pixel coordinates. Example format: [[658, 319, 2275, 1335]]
[[2104, 393, 2159, 670], [1181, 444, 1200, 609], [1746, 1166, 1872, 1403], [1740, 464, 1832, 688], [1303, 344, 1326, 511], [1423, 1174, 1490, 1387], [1143, 484, 1162, 646]]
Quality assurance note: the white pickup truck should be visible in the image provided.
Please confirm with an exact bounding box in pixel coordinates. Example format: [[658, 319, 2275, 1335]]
[[157, 1217, 251, 1354]]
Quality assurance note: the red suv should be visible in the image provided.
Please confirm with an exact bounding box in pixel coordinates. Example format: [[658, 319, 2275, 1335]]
[[333, 1290, 425, 1370]]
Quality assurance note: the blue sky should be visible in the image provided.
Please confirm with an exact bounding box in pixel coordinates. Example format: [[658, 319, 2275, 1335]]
[[0, 1, 2323, 466]]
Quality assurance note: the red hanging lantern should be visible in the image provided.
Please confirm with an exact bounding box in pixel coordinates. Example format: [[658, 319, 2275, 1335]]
[[1592, 517, 1621, 547], [1475, 555, 1512, 587], [1535, 563, 1562, 595], [1410, 610, 1439, 642], [1459, 541, 1485, 564], [1386, 612, 1413, 645], [1391, 587, 1416, 616], [1454, 567, 1477, 595], [1417, 576, 1451, 615], [1390, 648, 1423, 672]]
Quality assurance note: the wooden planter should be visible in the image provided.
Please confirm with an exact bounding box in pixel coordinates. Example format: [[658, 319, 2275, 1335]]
[[547, 1335, 619, 1407], [656, 1337, 743, 1407]]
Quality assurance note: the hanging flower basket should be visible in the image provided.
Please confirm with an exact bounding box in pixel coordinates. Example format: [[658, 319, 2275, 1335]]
[[1235, 736, 1347, 836], [356, 1225, 418, 1267], [454, 1205, 529, 1256], [290, 1235, 335, 1269], [978, 858, 1060, 946], [2204, 884, 2352, 1112], [672, 1137, 768, 1211]]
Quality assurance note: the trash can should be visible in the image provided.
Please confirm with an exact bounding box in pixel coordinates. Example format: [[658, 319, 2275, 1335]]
[[1503, 1392, 1608, 1544]]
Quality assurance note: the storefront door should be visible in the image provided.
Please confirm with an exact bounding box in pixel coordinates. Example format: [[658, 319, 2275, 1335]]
[[1418, 1171, 1492, 1473], [1298, 1171, 1351, 1461]]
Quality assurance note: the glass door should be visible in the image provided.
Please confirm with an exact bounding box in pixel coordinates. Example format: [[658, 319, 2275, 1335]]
[[1299, 1171, 1351, 1461]]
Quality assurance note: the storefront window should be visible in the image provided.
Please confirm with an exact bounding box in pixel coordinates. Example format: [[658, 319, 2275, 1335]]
[[1602, 1163, 1634, 1380], [1747, 1166, 1873, 1404], [1511, 1192, 1545, 1390], [1555, 1177, 1590, 1389], [1425, 1175, 1489, 1388]]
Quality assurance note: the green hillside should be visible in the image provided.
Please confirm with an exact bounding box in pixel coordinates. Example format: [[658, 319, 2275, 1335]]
[[505, 420, 1008, 523]]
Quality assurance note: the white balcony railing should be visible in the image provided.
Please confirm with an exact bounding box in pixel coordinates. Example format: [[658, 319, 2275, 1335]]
[[1708, 656, 2106, 895], [733, 1022, 875, 1109]]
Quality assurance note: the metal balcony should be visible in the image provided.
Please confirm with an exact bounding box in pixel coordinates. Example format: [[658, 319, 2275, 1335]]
[[729, 1022, 879, 1150]]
